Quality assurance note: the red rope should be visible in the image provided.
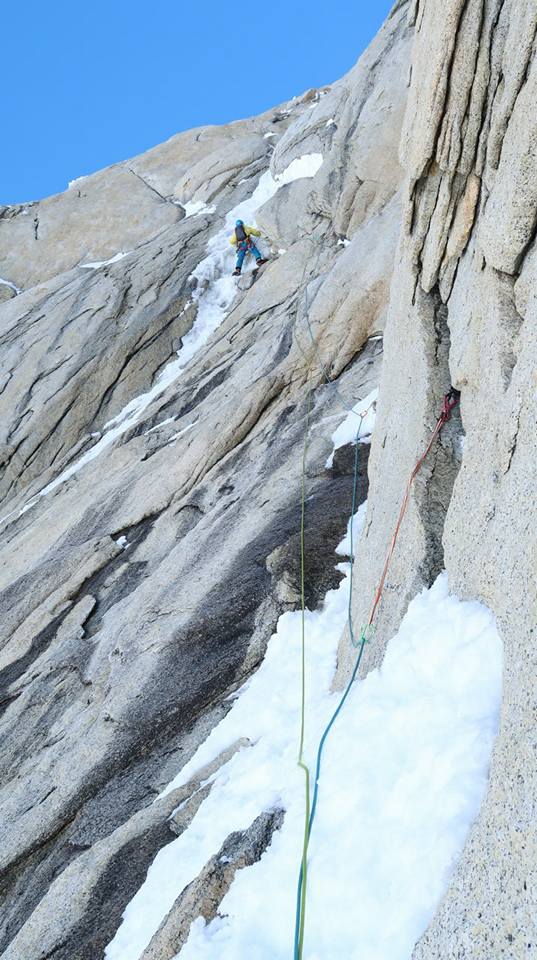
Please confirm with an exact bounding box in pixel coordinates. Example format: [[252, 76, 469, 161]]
[[367, 391, 459, 628]]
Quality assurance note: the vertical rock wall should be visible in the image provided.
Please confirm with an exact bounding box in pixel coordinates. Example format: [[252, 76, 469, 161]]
[[341, 1, 537, 955]]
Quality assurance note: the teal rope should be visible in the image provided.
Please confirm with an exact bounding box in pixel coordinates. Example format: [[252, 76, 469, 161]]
[[347, 430, 362, 650], [292, 272, 374, 957], [293, 428, 365, 959]]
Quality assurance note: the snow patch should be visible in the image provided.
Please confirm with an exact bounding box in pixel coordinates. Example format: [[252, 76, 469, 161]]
[[68, 174, 89, 189], [181, 200, 216, 218], [105, 566, 502, 960], [80, 251, 130, 270], [274, 153, 323, 186], [335, 501, 368, 557], [325, 387, 378, 468], [144, 417, 176, 435], [1, 156, 325, 528], [0, 277, 21, 295], [168, 422, 196, 443]]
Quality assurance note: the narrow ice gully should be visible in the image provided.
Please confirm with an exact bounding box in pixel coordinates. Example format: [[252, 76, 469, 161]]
[[1, 153, 324, 525], [105, 397, 503, 960]]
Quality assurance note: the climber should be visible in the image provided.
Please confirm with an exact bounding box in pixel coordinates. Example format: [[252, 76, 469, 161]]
[[230, 220, 268, 276]]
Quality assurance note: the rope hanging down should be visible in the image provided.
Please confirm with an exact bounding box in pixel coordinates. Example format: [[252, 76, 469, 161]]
[[292, 265, 381, 959], [296, 391, 313, 954], [295, 395, 376, 960], [293, 387, 460, 960]]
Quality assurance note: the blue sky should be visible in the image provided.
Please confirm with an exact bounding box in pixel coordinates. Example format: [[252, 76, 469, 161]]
[[2, 1, 393, 205]]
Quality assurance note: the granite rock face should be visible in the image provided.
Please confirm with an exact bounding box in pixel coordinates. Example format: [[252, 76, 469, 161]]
[[1, 0, 535, 957], [139, 808, 284, 960], [338, 1, 537, 957], [0, 110, 291, 291], [0, 6, 409, 958]]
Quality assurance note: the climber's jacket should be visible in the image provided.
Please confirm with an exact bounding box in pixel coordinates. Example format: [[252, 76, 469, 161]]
[[230, 224, 262, 247]]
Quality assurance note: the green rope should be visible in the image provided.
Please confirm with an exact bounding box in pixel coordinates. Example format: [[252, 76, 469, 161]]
[[293, 423, 365, 960], [293, 267, 375, 957], [296, 390, 313, 959], [300, 275, 381, 420]]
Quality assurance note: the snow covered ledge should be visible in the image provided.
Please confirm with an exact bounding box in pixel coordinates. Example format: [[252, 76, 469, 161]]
[[0, 277, 21, 299], [105, 569, 502, 960]]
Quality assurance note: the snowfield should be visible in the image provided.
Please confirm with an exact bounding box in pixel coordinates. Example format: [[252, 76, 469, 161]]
[[105, 411, 502, 960]]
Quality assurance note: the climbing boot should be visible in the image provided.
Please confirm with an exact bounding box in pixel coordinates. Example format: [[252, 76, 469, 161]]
[[232, 268, 241, 276], [256, 258, 268, 266]]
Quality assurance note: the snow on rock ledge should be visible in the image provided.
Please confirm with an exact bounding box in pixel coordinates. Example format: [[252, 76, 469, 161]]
[[105, 573, 502, 960]]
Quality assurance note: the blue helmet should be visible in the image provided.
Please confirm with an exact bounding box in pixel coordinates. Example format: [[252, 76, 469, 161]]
[[236, 219, 244, 226]]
